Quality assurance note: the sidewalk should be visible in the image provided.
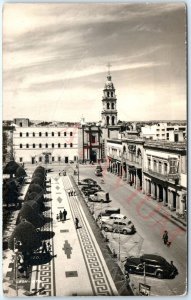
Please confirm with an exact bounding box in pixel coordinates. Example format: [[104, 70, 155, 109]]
[[29, 174, 118, 296]]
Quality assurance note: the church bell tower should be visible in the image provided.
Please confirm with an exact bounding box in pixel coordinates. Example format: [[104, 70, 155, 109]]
[[101, 64, 117, 127]]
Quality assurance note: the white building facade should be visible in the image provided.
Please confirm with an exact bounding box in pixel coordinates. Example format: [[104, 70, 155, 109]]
[[13, 122, 79, 164], [141, 123, 186, 142]]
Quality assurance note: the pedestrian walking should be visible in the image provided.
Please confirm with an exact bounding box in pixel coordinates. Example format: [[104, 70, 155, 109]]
[[162, 230, 169, 245], [56, 214, 60, 221], [75, 217, 79, 229], [59, 210, 63, 221], [71, 190, 73, 196], [63, 209, 67, 221], [73, 190, 76, 196], [41, 241, 48, 253], [68, 190, 71, 197]]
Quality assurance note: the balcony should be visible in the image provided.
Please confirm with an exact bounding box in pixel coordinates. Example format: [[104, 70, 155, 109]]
[[122, 155, 142, 169], [144, 168, 180, 182]]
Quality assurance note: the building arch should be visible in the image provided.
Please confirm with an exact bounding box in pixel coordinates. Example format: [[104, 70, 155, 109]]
[[106, 116, 110, 125], [112, 116, 115, 125]]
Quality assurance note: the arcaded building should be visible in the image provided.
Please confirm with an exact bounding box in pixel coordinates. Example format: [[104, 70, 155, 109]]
[[107, 137, 187, 215]]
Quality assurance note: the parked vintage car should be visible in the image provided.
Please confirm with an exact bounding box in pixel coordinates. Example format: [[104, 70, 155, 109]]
[[102, 219, 136, 234], [100, 213, 128, 223], [82, 187, 103, 196], [124, 254, 178, 279], [89, 191, 110, 203], [97, 207, 120, 219], [78, 178, 97, 186]]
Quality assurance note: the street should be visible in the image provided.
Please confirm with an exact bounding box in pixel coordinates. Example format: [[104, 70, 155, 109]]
[[3, 163, 187, 296], [77, 164, 187, 296]]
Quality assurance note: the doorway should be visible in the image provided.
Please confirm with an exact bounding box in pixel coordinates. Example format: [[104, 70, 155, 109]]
[[65, 157, 69, 163]]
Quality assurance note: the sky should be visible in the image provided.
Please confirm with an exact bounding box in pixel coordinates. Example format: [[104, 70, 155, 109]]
[[3, 2, 187, 122]]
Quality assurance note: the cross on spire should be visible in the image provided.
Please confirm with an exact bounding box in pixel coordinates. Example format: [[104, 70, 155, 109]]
[[107, 62, 112, 75]]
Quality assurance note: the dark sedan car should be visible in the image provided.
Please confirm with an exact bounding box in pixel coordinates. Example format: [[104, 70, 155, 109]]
[[124, 254, 178, 279]]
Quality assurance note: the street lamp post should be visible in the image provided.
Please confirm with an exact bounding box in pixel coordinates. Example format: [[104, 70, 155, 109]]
[[118, 229, 121, 261], [143, 262, 146, 284], [77, 159, 80, 184], [13, 238, 22, 296]]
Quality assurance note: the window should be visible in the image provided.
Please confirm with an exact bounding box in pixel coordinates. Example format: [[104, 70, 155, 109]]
[[91, 135, 96, 143], [39, 143, 42, 148], [52, 143, 54, 148], [20, 132, 22, 137], [58, 132, 60, 137], [33, 144, 35, 148], [52, 157, 55, 162], [175, 134, 179, 142], [153, 160, 157, 172], [167, 133, 169, 140], [148, 158, 151, 169], [26, 132, 29, 137], [158, 161, 162, 173], [58, 143, 61, 148], [39, 157, 42, 162], [46, 143, 48, 148], [52, 132, 54, 136], [107, 116, 110, 125], [33, 132, 35, 137], [70, 143, 73, 147], [39, 132, 42, 137], [107, 103, 110, 109], [164, 163, 168, 175], [112, 103, 114, 109], [107, 92, 110, 97], [19, 122, 22, 127], [45, 132, 48, 137], [169, 158, 177, 174], [70, 132, 73, 136], [64, 143, 67, 148], [111, 92, 113, 97], [20, 144, 22, 148], [58, 156, 61, 162], [26, 144, 29, 148], [19, 157, 23, 162], [64, 132, 66, 136]]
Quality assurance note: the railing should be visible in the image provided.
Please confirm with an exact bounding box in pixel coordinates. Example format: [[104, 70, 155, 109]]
[[144, 168, 180, 181]]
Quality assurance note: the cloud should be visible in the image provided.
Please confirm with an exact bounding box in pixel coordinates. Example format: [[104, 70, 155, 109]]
[[3, 3, 186, 122]]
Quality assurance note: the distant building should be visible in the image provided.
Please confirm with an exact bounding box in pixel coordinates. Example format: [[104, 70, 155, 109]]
[[141, 123, 186, 142], [14, 118, 30, 127]]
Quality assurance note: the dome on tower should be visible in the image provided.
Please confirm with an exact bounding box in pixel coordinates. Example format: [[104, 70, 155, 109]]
[[104, 74, 114, 90]]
